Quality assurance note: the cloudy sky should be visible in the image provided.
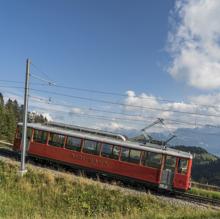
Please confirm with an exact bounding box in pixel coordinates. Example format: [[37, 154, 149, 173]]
[[1, 0, 220, 136]]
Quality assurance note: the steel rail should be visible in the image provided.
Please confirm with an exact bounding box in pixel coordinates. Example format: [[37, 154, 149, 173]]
[[173, 191, 220, 206]]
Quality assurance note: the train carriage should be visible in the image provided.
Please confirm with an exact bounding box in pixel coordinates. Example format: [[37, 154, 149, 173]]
[[13, 122, 192, 191]]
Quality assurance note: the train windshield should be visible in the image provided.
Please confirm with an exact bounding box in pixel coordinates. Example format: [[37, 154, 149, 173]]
[[178, 158, 188, 175]]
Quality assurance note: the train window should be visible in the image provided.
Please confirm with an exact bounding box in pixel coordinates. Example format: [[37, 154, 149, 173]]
[[17, 127, 32, 140], [142, 152, 162, 168], [27, 128, 32, 141], [112, 146, 120, 160], [17, 126, 22, 138], [178, 158, 188, 175], [121, 147, 130, 162], [49, 133, 65, 147], [129, 149, 141, 164], [83, 140, 100, 155], [121, 148, 141, 164], [65, 136, 81, 151], [164, 155, 176, 170], [33, 130, 47, 144], [101, 143, 113, 157]]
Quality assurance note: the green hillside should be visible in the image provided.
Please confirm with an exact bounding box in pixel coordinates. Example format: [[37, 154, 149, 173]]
[[173, 145, 218, 165], [0, 160, 219, 219]]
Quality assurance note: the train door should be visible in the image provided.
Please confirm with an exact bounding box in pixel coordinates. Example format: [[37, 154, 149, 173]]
[[159, 155, 176, 190]]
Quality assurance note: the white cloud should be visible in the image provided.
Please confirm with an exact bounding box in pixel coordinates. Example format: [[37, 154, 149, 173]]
[[123, 90, 220, 131], [168, 0, 220, 90], [97, 121, 137, 132], [42, 113, 53, 121], [189, 93, 220, 107], [125, 90, 159, 111], [69, 107, 83, 114], [19, 90, 220, 134]]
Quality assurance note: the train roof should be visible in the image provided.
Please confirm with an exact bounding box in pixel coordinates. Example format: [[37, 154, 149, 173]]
[[18, 122, 193, 159], [45, 121, 127, 141]]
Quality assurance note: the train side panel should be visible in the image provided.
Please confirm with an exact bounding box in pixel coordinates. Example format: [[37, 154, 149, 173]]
[[13, 125, 192, 192], [28, 142, 161, 185]]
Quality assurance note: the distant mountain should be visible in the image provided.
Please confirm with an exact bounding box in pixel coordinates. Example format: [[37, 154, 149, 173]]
[[172, 145, 218, 165], [105, 125, 220, 156], [171, 126, 220, 157], [145, 125, 220, 157]]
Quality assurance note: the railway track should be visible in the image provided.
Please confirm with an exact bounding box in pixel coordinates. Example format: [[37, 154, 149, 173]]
[[0, 146, 220, 208], [0, 146, 19, 159], [173, 191, 220, 207], [191, 181, 220, 192]]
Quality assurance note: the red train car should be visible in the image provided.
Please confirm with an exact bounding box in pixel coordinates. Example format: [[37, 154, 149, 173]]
[[13, 122, 193, 191]]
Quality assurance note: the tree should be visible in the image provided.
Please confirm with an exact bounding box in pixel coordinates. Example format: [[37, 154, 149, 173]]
[[0, 93, 47, 142], [0, 93, 3, 108], [0, 93, 4, 139], [4, 109, 16, 142]]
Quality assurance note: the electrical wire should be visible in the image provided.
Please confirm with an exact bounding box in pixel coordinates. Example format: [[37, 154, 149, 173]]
[[28, 98, 220, 138], [1, 78, 220, 111], [30, 88, 220, 119], [29, 96, 220, 129]]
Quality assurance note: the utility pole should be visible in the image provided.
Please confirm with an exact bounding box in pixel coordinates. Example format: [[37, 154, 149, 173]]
[[20, 58, 31, 176]]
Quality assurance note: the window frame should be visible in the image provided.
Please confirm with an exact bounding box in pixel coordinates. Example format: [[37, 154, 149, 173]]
[[65, 136, 82, 151], [141, 151, 162, 169], [101, 143, 114, 158], [112, 145, 120, 160], [164, 155, 177, 170], [82, 139, 101, 155], [120, 147, 141, 165], [177, 158, 188, 175], [121, 147, 130, 162], [129, 149, 141, 164], [48, 132, 65, 147], [33, 129, 48, 144]]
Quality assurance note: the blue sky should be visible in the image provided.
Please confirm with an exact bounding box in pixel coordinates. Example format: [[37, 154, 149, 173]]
[[0, 0, 186, 98], [1, 0, 220, 143]]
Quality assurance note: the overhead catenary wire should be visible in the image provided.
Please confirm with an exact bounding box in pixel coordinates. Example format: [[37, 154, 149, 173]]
[[1, 82, 220, 126], [0, 89, 24, 100], [0, 80, 52, 87], [29, 88, 220, 119], [28, 98, 220, 138], [1, 78, 220, 111], [9, 66, 219, 119], [29, 98, 155, 125], [30, 74, 56, 86], [29, 96, 220, 129], [30, 62, 53, 81], [1, 63, 220, 150], [0, 85, 197, 125], [2, 74, 220, 126], [1, 84, 220, 139]]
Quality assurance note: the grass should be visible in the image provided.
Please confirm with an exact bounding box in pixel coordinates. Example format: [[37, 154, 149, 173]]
[[0, 160, 220, 219], [189, 187, 220, 200]]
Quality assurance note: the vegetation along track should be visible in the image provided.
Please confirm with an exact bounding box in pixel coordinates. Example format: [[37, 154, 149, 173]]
[[1, 145, 220, 208], [173, 191, 220, 207]]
